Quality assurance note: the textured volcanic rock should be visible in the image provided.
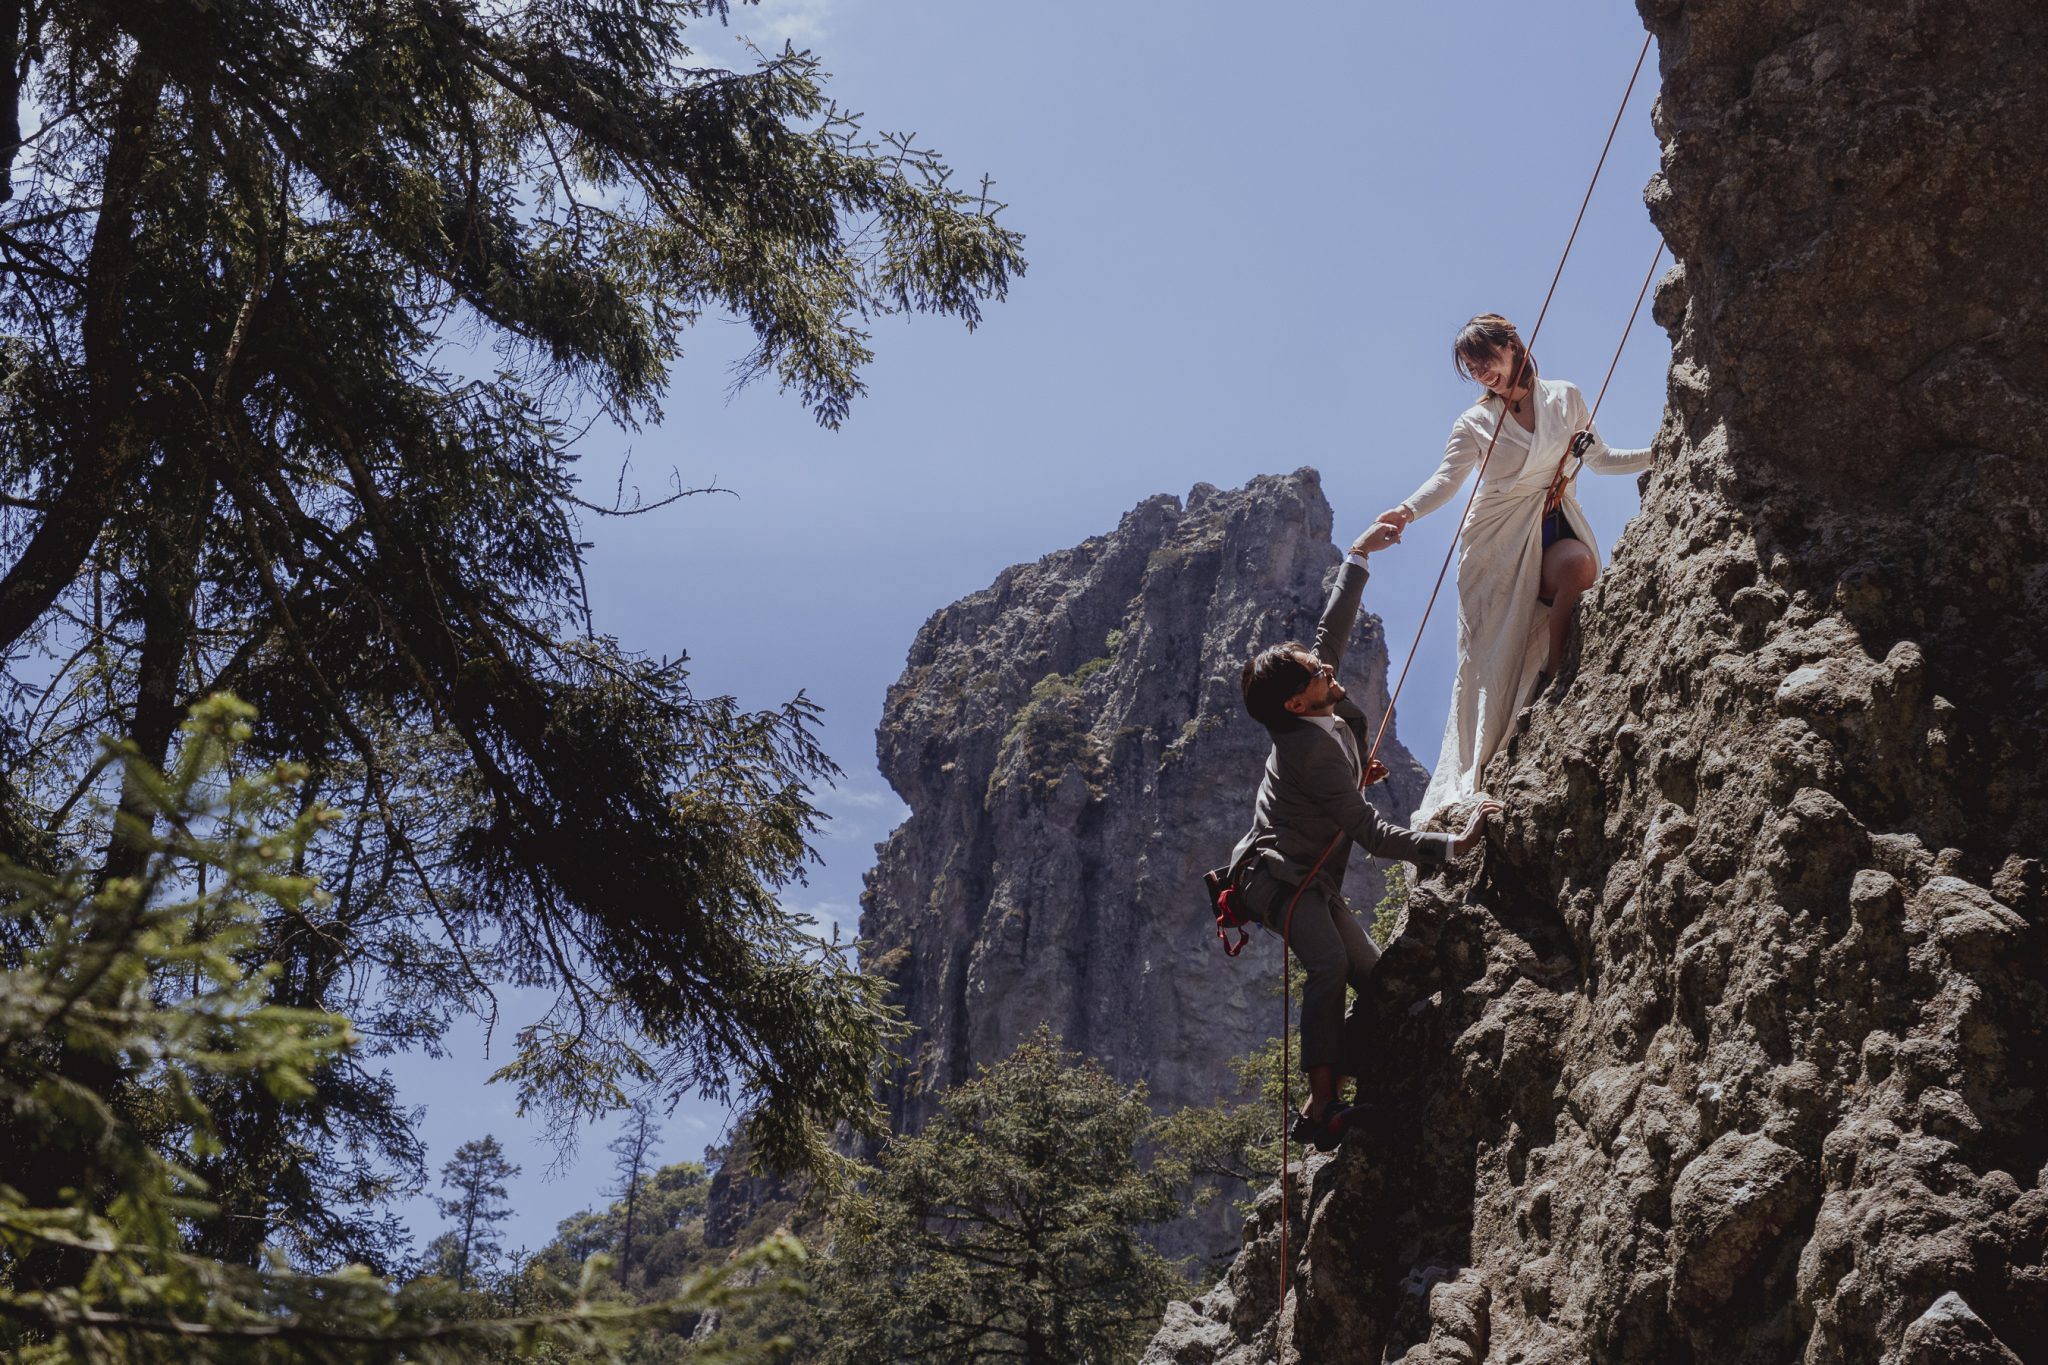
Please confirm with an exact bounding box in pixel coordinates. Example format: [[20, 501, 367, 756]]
[[1147, 0, 2048, 1359], [858, 470, 1427, 1261]]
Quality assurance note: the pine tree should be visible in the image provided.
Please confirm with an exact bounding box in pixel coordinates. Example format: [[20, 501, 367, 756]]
[[607, 1101, 662, 1286], [437, 1136, 521, 1292], [1149, 1037, 1288, 1222], [823, 1029, 1190, 1365], [0, 0, 1021, 1258]]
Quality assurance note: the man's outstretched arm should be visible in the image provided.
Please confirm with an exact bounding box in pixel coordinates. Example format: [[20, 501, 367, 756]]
[[1310, 558, 1369, 671], [1311, 522, 1401, 669], [1303, 754, 1500, 866], [1300, 749, 1453, 866]]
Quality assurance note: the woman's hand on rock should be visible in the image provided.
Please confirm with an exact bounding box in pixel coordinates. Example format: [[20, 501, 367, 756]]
[[1452, 800, 1503, 856]]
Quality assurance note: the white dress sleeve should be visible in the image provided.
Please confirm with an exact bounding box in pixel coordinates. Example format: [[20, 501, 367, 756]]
[[1564, 382, 1652, 475], [1401, 415, 1489, 520]]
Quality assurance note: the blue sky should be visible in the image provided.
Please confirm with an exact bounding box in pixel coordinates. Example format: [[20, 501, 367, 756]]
[[385, 0, 1673, 1255]]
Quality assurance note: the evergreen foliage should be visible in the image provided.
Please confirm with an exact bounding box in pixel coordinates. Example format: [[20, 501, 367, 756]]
[[1370, 863, 1409, 947], [0, 696, 786, 1361], [537, 1160, 710, 1298], [434, 1136, 520, 1292], [1149, 1036, 1286, 1221], [820, 1028, 1190, 1365], [605, 1101, 661, 1287], [509, 1150, 818, 1363], [0, 0, 1022, 1271]]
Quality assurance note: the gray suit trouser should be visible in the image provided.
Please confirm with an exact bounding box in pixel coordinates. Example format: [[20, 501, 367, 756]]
[[1245, 865, 1381, 1073]]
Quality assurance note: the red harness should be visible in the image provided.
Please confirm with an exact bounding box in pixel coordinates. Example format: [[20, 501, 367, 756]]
[[1205, 867, 1253, 956]]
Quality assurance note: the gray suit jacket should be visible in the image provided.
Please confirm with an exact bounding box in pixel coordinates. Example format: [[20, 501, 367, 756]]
[[1230, 558, 1455, 896]]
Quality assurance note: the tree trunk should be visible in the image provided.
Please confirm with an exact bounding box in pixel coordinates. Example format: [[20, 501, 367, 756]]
[[619, 1166, 639, 1286], [102, 450, 216, 884], [0, 0, 30, 207], [458, 1207, 476, 1293], [13, 448, 211, 1295], [0, 61, 162, 653]]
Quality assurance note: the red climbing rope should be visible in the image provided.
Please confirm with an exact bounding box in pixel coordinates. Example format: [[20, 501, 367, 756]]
[[1273, 29, 1660, 1324]]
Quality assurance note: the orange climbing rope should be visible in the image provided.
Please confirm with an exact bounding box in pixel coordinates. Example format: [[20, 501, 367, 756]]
[[1271, 29, 1661, 1322]]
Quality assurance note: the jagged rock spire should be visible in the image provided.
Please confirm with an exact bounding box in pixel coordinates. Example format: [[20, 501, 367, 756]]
[[860, 470, 1426, 1262]]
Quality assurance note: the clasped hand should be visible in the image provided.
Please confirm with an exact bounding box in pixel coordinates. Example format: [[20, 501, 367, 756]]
[[1350, 520, 1403, 557]]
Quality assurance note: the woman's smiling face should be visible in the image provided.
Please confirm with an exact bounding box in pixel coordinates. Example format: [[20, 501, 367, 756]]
[[1464, 343, 1530, 398]]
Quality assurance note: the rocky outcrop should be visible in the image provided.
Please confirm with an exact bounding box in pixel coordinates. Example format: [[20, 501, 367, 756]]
[[858, 471, 1427, 1260], [1151, 0, 2048, 1359], [700, 1137, 801, 1250]]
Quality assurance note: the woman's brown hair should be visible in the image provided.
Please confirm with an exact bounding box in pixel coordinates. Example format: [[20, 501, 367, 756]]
[[1452, 313, 1537, 408]]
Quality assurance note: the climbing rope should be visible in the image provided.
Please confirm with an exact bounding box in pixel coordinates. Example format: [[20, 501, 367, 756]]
[[1545, 240, 1666, 515], [1271, 29, 1660, 1323], [1362, 29, 1656, 773]]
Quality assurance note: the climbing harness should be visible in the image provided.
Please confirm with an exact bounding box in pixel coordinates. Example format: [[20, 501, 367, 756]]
[[1544, 431, 1598, 517], [1265, 31, 1664, 1322], [1205, 865, 1254, 956]]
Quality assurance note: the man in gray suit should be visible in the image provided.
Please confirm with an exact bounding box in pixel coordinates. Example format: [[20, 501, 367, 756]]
[[1231, 520, 1498, 1146]]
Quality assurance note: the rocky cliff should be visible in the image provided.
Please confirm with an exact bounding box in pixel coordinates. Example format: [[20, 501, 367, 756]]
[[858, 471, 1428, 1259], [1148, 1, 2048, 1360]]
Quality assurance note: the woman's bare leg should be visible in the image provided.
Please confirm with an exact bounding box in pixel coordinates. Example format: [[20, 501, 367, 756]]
[[1540, 539, 1599, 675]]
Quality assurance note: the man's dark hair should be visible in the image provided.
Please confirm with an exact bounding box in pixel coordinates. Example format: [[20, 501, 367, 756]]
[[1241, 643, 1313, 728]]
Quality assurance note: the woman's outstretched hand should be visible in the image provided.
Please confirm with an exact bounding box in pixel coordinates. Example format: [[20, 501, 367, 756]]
[[1351, 521, 1403, 556], [1375, 506, 1414, 531], [1452, 800, 1504, 856]]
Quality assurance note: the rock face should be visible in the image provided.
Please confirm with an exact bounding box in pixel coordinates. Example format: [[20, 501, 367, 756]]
[[858, 470, 1428, 1260], [1149, 1, 2048, 1360]]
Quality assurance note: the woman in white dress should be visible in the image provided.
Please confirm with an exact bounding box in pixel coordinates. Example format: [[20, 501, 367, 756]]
[[1375, 314, 1652, 824]]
